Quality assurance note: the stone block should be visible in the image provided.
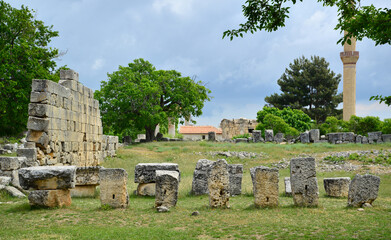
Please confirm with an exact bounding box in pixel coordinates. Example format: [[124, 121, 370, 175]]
[[27, 117, 49, 132], [309, 129, 320, 142], [136, 183, 156, 196], [274, 133, 284, 143], [0, 157, 21, 170], [355, 135, 363, 144], [31, 79, 55, 93], [382, 134, 391, 142], [208, 132, 216, 141], [70, 185, 96, 197], [19, 166, 76, 190], [99, 168, 129, 208], [265, 130, 274, 142], [362, 136, 368, 144], [347, 174, 380, 207], [60, 69, 79, 81], [368, 131, 382, 143], [28, 189, 71, 207], [191, 159, 214, 195], [300, 132, 310, 143], [253, 166, 279, 207], [75, 166, 100, 186], [234, 138, 248, 143], [28, 103, 52, 118], [155, 170, 179, 209], [290, 157, 318, 207], [4, 186, 25, 198], [284, 177, 292, 196], [252, 130, 264, 143], [134, 163, 179, 183], [208, 159, 230, 208], [17, 148, 38, 167], [324, 177, 350, 197], [228, 164, 243, 196], [30, 91, 50, 103], [0, 176, 11, 186]]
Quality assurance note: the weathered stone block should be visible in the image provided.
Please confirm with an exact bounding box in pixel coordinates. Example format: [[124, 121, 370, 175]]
[[355, 135, 363, 144], [348, 174, 380, 207], [30, 91, 50, 103], [324, 177, 350, 197], [300, 132, 310, 143], [252, 130, 263, 143], [4, 186, 25, 198], [265, 130, 274, 142], [70, 185, 96, 197], [284, 177, 292, 196], [382, 134, 391, 143], [208, 159, 230, 208], [31, 79, 55, 93], [28, 189, 71, 207], [234, 138, 248, 143], [290, 157, 319, 207], [155, 170, 179, 209], [309, 129, 320, 142], [75, 166, 100, 186], [0, 157, 21, 171], [17, 148, 38, 167], [368, 131, 382, 143], [136, 183, 156, 196], [27, 117, 49, 132], [208, 132, 216, 141], [228, 164, 243, 196], [134, 163, 179, 183], [60, 69, 79, 81], [0, 176, 11, 186], [28, 103, 52, 118], [19, 166, 76, 190], [274, 133, 284, 143], [191, 159, 214, 195], [99, 168, 129, 208], [253, 167, 279, 207]]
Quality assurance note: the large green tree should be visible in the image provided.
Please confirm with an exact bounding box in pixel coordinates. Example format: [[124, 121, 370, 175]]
[[95, 58, 211, 141], [0, 1, 59, 136], [264, 56, 342, 123], [223, 0, 391, 45]]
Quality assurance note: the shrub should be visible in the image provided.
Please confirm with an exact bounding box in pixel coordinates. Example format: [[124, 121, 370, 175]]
[[232, 133, 251, 140], [382, 119, 391, 134], [320, 116, 348, 135], [255, 114, 299, 137], [348, 115, 382, 135]]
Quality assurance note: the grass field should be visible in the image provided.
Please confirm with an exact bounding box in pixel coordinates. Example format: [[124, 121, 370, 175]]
[[1, 142, 391, 239]]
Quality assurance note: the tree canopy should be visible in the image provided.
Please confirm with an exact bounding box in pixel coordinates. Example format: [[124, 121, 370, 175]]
[[94, 58, 211, 141], [0, 1, 60, 136], [264, 56, 342, 123], [223, 0, 391, 45]]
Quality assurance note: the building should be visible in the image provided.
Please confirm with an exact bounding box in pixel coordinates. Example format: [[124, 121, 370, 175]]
[[179, 126, 223, 141]]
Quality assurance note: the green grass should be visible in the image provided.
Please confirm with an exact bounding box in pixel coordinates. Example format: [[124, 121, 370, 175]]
[[1, 141, 391, 239]]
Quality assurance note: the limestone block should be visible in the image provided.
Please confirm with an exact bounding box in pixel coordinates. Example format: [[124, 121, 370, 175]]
[[136, 183, 156, 196], [309, 129, 320, 142], [252, 130, 264, 143], [253, 167, 279, 207], [368, 131, 382, 143], [300, 132, 310, 143], [75, 166, 100, 185], [4, 186, 25, 198], [28, 189, 71, 208], [355, 135, 363, 144], [99, 168, 129, 208], [290, 157, 319, 207], [17, 148, 38, 167], [11, 169, 21, 188], [208, 132, 216, 141], [60, 69, 79, 81], [382, 134, 391, 143], [134, 163, 180, 183], [27, 117, 49, 132], [31, 79, 56, 93], [343, 132, 355, 142], [18, 166, 76, 190], [155, 170, 179, 209], [284, 177, 292, 196], [265, 130, 274, 142], [208, 159, 230, 208], [0, 176, 11, 185], [28, 103, 52, 118], [228, 164, 243, 196], [324, 177, 350, 197], [70, 185, 96, 198], [274, 133, 284, 143], [362, 136, 368, 144], [0, 157, 25, 171], [191, 159, 214, 195], [30, 91, 50, 103], [348, 174, 380, 207]]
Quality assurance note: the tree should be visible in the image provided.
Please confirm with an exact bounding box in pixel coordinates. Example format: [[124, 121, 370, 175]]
[[0, 1, 59, 136], [95, 58, 211, 142], [223, 0, 391, 45], [255, 114, 300, 137], [370, 95, 391, 106], [264, 56, 342, 123]]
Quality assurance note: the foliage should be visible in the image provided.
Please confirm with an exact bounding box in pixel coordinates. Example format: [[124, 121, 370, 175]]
[[370, 95, 391, 106], [95, 58, 211, 141], [319, 116, 348, 135], [256, 114, 300, 137], [0, 1, 59, 136], [232, 133, 251, 140], [381, 119, 391, 135], [256, 106, 311, 132], [347, 115, 383, 136], [264, 56, 342, 123], [223, 0, 391, 45]]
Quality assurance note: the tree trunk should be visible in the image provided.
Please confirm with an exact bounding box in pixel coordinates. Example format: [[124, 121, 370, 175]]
[[145, 126, 156, 142]]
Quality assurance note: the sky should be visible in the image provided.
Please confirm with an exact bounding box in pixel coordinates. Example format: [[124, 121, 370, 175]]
[[9, 0, 391, 128]]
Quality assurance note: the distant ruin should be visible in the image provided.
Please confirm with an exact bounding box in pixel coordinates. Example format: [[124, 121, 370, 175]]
[[220, 118, 257, 140]]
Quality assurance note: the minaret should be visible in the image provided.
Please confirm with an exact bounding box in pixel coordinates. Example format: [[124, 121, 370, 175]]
[[340, 31, 359, 121]]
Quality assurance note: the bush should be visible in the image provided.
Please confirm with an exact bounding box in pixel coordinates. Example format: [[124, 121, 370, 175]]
[[232, 133, 251, 140], [319, 116, 348, 135], [382, 119, 391, 134], [348, 115, 382, 135], [255, 114, 300, 137]]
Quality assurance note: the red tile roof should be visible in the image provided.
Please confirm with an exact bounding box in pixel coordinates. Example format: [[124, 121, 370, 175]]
[[179, 126, 222, 134]]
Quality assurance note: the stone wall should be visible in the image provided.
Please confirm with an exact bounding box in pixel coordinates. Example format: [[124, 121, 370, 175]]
[[220, 118, 258, 140], [25, 70, 118, 167]]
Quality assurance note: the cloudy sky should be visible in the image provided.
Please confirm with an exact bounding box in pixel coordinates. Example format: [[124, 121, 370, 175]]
[[10, 0, 391, 127]]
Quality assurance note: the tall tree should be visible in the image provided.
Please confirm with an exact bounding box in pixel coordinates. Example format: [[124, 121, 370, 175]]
[[0, 1, 59, 136], [264, 56, 342, 123], [95, 58, 211, 141], [223, 0, 391, 45]]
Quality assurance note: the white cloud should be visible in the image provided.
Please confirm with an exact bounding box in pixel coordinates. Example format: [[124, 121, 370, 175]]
[[356, 101, 391, 120], [91, 58, 105, 70], [152, 0, 195, 16]]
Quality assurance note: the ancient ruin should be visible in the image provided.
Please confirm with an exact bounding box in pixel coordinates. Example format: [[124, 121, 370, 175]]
[[253, 166, 279, 207], [348, 174, 380, 207], [220, 118, 257, 140], [155, 170, 179, 210], [323, 177, 351, 197], [99, 168, 129, 208], [290, 157, 319, 207], [208, 159, 230, 208]]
